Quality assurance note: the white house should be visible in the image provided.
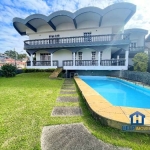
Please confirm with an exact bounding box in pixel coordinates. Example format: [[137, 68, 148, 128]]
[[13, 2, 148, 71]]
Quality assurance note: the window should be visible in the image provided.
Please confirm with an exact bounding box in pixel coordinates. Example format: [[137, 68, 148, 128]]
[[130, 42, 136, 48], [78, 52, 82, 60], [91, 51, 96, 60], [84, 32, 91, 42], [40, 53, 51, 61], [91, 51, 96, 65], [72, 52, 77, 60]]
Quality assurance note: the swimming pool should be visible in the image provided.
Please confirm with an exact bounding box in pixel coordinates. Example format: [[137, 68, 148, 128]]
[[80, 76, 150, 109]]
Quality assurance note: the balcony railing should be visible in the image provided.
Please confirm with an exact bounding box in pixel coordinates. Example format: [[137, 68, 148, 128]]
[[101, 59, 125, 66], [27, 60, 58, 66], [75, 60, 98, 66], [63, 59, 125, 66], [129, 47, 144, 51], [24, 34, 130, 49], [63, 60, 73, 66]]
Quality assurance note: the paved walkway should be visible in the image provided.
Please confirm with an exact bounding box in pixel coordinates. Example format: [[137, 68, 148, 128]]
[[41, 123, 131, 150], [51, 79, 82, 117], [41, 79, 131, 150]]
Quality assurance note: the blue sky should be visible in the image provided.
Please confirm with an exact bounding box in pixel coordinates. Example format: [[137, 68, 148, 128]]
[[0, 0, 150, 53]]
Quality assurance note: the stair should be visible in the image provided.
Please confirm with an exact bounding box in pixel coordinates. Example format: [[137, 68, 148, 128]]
[[49, 68, 63, 78]]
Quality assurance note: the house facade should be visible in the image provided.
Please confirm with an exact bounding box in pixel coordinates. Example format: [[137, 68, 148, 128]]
[[13, 2, 148, 71]]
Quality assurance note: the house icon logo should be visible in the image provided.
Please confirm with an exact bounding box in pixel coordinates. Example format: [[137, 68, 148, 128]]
[[129, 111, 145, 125]]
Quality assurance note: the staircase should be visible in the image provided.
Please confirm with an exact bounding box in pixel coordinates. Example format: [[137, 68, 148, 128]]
[[49, 67, 63, 78]]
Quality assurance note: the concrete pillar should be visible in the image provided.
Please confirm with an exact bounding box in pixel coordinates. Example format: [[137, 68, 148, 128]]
[[117, 55, 119, 66], [125, 50, 129, 68], [51, 53, 53, 66], [30, 54, 33, 66], [98, 51, 100, 66], [73, 52, 75, 66]]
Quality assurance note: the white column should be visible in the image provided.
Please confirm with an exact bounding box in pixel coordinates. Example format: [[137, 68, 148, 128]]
[[51, 53, 53, 66], [98, 51, 100, 66], [73, 52, 75, 66], [30, 54, 33, 66], [117, 55, 119, 66], [125, 50, 129, 68]]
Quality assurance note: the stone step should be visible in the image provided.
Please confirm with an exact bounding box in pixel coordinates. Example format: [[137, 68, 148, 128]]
[[57, 96, 78, 102], [41, 123, 130, 150], [51, 106, 82, 116], [61, 86, 76, 90], [60, 91, 77, 95]]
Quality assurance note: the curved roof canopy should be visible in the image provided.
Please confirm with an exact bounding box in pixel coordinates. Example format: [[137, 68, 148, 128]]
[[13, 2, 136, 35], [124, 28, 148, 35]]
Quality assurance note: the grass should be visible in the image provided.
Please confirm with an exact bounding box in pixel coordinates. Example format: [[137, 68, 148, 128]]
[[0, 72, 150, 150]]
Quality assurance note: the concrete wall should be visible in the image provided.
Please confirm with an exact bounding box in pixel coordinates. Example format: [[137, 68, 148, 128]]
[[128, 58, 133, 66], [129, 33, 145, 47], [53, 49, 72, 67], [27, 24, 113, 40]]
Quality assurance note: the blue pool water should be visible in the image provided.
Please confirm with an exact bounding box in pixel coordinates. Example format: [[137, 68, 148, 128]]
[[80, 76, 150, 109]]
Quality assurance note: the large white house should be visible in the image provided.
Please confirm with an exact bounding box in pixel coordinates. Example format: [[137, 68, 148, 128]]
[[13, 2, 148, 71]]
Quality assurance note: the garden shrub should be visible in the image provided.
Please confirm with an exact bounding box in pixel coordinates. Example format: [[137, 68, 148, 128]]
[[1, 64, 17, 77], [132, 52, 148, 72], [23, 68, 55, 73]]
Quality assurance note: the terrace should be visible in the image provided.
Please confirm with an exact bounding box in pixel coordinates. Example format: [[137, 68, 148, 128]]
[[24, 34, 130, 49]]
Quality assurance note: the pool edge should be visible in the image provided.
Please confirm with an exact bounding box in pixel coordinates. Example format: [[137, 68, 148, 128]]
[[74, 76, 150, 134]]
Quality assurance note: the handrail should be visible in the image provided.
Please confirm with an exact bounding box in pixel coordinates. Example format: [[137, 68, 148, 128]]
[[24, 34, 130, 45]]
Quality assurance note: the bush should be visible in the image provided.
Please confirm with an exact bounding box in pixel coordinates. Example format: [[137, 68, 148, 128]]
[[132, 52, 148, 72], [23, 68, 55, 73], [1, 64, 17, 77]]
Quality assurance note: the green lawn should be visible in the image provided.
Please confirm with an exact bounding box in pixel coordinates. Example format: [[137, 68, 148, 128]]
[[0, 72, 150, 150]]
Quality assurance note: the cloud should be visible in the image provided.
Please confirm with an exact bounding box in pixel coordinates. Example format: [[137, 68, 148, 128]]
[[0, 0, 150, 53]]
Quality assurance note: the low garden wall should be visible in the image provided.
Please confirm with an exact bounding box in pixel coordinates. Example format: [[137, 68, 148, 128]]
[[75, 70, 150, 86], [120, 70, 150, 86]]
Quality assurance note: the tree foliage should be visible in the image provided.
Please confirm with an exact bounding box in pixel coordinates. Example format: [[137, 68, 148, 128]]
[[148, 50, 150, 73], [132, 52, 148, 72], [4, 50, 27, 60], [1, 64, 17, 77]]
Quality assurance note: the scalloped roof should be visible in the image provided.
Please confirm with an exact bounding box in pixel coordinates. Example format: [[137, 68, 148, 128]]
[[124, 28, 148, 35], [13, 2, 136, 35]]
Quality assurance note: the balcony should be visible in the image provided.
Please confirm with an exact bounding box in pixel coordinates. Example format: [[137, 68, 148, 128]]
[[27, 60, 58, 66], [63, 60, 125, 66], [129, 46, 144, 52], [24, 34, 130, 50], [26, 59, 126, 70]]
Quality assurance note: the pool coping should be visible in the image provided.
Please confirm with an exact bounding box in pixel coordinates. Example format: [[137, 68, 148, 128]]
[[74, 76, 150, 134]]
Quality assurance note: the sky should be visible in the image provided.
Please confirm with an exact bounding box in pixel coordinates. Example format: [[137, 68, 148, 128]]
[[0, 0, 150, 53]]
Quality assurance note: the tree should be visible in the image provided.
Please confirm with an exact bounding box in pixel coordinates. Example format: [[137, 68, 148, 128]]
[[4, 50, 27, 60], [4, 50, 17, 59], [148, 50, 150, 73], [132, 52, 148, 72]]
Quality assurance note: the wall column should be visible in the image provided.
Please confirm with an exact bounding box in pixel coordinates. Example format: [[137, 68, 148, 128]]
[[117, 55, 119, 66], [73, 52, 75, 66], [30, 54, 33, 66], [98, 51, 100, 66], [125, 50, 129, 68], [51, 53, 53, 66]]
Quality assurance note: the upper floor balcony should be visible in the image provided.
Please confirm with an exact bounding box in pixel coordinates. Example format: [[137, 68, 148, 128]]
[[24, 34, 130, 50], [129, 46, 145, 52]]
